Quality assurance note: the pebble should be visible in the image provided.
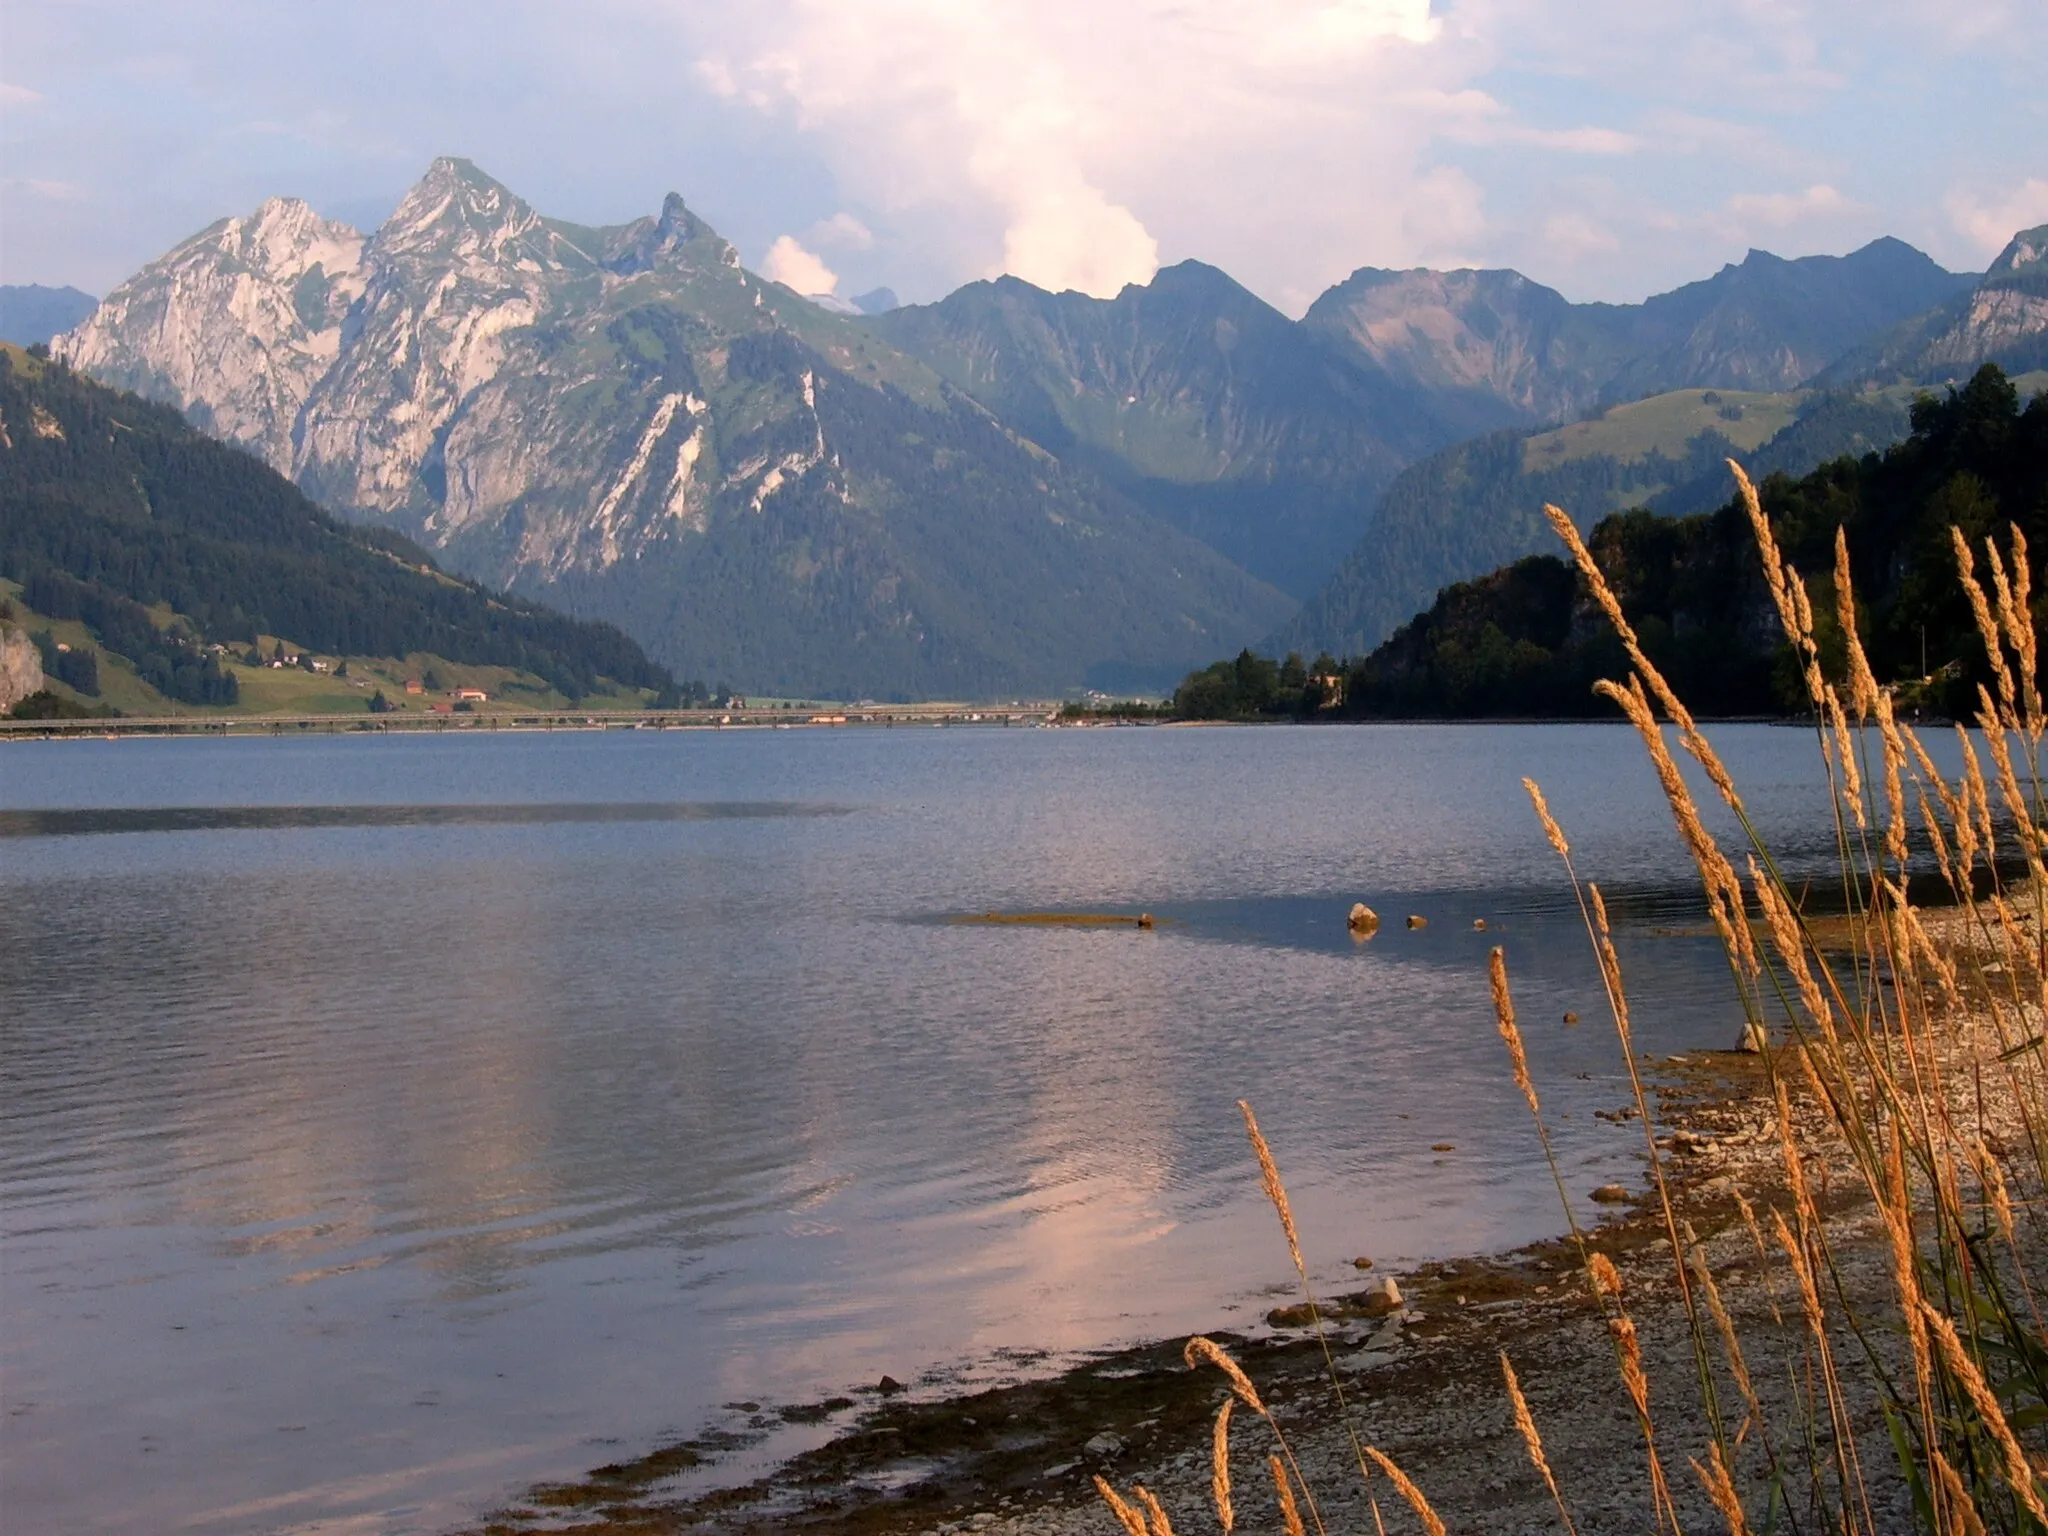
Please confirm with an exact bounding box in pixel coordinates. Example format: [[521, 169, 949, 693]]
[[1340, 1349, 1398, 1372], [1352, 1255, 1374, 1269], [1084, 1432, 1124, 1461]]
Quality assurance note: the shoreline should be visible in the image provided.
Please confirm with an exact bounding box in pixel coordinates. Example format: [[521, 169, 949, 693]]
[[457, 1046, 1826, 1536]]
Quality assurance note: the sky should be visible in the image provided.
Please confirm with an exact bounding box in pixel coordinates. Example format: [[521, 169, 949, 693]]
[[2, 0, 2045, 315]]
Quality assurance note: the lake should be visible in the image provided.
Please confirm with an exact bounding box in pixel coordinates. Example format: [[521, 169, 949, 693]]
[[0, 722, 1864, 1532]]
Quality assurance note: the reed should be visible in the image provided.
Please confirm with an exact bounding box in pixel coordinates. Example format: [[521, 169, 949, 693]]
[[1095, 460, 2048, 1536]]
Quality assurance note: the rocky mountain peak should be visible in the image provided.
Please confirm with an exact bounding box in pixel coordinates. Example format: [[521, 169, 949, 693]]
[[600, 192, 727, 277], [374, 158, 548, 261], [1989, 226, 2048, 279]]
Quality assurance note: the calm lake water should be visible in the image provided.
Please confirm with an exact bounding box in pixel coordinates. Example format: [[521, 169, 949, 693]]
[[1, 723, 1875, 1532]]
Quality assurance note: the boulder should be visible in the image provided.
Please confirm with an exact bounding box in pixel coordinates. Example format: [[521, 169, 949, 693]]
[[1406, 914, 1428, 929], [1348, 902, 1380, 934], [1362, 1276, 1404, 1316], [1590, 1184, 1632, 1204]]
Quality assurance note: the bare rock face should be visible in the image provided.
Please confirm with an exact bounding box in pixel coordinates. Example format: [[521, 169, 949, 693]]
[[41, 159, 1291, 698], [57, 197, 365, 473], [0, 622, 44, 711]]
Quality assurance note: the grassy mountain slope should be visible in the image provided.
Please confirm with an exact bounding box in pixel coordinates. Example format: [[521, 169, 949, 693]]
[[1270, 372, 2048, 661], [1322, 366, 2048, 720], [865, 263, 1445, 598], [0, 344, 671, 708]]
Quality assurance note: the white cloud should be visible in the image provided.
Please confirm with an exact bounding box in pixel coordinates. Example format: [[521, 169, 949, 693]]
[[0, 82, 44, 107], [1724, 183, 1861, 228], [761, 233, 839, 294], [4, 177, 85, 202], [1540, 211, 1620, 261], [1947, 178, 2048, 261], [683, 0, 1476, 302], [809, 212, 873, 250]]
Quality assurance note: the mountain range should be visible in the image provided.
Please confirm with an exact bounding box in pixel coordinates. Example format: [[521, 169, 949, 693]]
[[48, 159, 2048, 696], [1278, 230, 2048, 660], [0, 285, 98, 347]]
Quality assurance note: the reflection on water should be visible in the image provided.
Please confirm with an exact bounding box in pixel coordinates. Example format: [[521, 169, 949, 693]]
[[0, 725, 1939, 1533]]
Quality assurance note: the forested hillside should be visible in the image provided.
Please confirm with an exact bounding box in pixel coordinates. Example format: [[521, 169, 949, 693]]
[[0, 345, 670, 705], [1178, 366, 2048, 720]]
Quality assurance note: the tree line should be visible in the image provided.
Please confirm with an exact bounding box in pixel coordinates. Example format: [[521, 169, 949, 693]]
[[1173, 366, 2048, 721]]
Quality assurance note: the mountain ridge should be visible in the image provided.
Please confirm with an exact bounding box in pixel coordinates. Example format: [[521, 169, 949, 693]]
[[58, 158, 1290, 697]]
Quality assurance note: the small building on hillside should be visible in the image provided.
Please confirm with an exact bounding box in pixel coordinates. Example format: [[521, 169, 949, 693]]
[[455, 687, 488, 703]]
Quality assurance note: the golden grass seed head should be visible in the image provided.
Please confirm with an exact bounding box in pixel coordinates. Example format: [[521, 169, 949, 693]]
[[1364, 1448, 1448, 1536], [1268, 1455, 1307, 1536], [1237, 1100, 1304, 1280], [1184, 1336, 1266, 1415], [1095, 1476, 1151, 1536], [1209, 1398, 1235, 1534]]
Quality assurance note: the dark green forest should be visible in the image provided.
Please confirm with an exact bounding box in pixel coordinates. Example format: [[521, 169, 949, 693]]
[[0, 347, 671, 703], [1176, 366, 2048, 721]]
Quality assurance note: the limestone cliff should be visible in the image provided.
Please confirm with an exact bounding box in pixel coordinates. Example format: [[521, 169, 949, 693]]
[[0, 622, 44, 711]]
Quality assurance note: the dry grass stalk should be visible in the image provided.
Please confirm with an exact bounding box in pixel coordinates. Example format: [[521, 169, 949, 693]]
[[1919, 1301, 2048, 1524], [1932, 1448, 1992, 1536], [1210, 1398, 1235, 1534], [1134, 1483, 1176, 1536], [1523, 776, 1571, 858], [1593, 675, 1759, 978], [1835, 526, 1880, 720], [1543, 501, 1743, 811], [1501, 1351, 1578, 1536], [1238, 1100, 1304, 1280], [1588, 1251, 1624, 1302], [1268, 1456, 1307, 1536], [1684, 1226, 1761, 1436], [1955, 530, 2019, 725], [1691, 1440, 1751, 1536], [1362, 1448, 1448, 1536], [1184, 1337, 1266, 1416], [1490, 946, 1538, 1115], [1095, 1476, 1151, 1536], [1606, 1313, 1680, 1533]]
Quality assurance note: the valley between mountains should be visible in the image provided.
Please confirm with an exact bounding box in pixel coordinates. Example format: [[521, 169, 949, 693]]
[[25, 158, 2048, 700]]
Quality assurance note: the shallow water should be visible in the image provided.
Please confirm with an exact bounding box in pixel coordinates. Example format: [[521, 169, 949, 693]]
[[0, 723, 1884, 1531]]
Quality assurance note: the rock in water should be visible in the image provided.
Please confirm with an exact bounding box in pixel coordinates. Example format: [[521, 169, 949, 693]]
[[1348, 902, 1380, 934], [1363, 1276, 1404, 1316], [1590, 1184, 1631, 1204], [1739, 1021, 1767, 1053], [1406, 914, 1428, 929]]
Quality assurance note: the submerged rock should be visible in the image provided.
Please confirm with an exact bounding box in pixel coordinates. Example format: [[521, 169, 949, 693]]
[[1590, 1184, 1632, 1204]]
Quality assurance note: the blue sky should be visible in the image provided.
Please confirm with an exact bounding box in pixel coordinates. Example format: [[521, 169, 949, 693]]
[[3, 0, 2044, 313]]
